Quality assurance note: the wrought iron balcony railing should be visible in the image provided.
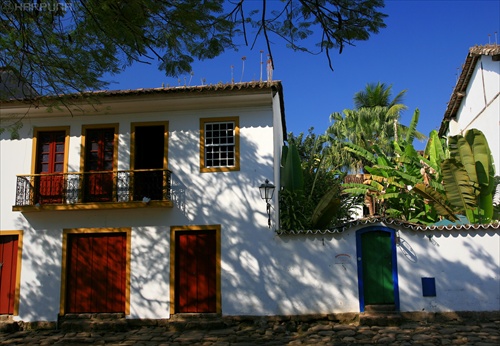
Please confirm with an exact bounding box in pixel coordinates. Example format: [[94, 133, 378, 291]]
[[14, 169, 172, 210]]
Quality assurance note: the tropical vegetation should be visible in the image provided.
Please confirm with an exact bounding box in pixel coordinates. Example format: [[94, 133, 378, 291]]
[[279, 83, 498, 229], [279, 130, 362, 230], [325, 83, 425, 172]]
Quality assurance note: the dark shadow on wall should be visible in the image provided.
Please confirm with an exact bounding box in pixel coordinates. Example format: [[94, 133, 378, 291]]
[[10, 121, 499, 321]]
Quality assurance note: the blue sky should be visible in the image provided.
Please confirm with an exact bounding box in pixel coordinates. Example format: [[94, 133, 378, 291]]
[[105, 0, 500, 150]]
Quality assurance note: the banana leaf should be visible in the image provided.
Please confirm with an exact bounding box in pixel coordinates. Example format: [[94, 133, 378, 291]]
[[343, 142, 376, 164], [479, 194, 493, 223], [311, 186, 341, 229], [448, 135, 478, 186], [441, 159, 477, 209], [425, 130, 446, 171], [404, 109, 420, 145], [342, 182, 377, 196], [412, 183, 458, 222], [465, 128, 495, 195]]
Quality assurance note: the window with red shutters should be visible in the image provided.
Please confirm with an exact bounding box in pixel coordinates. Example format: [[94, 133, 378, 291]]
[[84, 128, 115, 202], [35, 131, 65, 204]]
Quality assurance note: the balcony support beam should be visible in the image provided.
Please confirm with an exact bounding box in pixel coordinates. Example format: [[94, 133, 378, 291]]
[[13, 200, 173, 212]]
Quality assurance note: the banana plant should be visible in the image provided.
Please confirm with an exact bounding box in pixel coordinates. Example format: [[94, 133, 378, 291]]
[[342, 138, 445, 224], [440, 129, 496, 223]]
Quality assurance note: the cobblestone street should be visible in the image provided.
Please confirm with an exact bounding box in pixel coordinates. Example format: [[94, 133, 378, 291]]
[[1, 314, 499, 345]]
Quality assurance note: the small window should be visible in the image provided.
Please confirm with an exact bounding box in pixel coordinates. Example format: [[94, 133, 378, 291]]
[[200, 117, 240, 173]]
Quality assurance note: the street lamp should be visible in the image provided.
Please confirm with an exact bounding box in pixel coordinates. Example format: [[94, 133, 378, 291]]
[[259, 179, 275, 228]]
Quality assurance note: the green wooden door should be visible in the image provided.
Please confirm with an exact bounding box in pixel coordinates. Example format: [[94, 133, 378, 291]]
[[361, 231, 394, 305]]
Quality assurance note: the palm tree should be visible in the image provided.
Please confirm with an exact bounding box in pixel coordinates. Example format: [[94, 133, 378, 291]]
[[326, 83, 425, 172], [353, 82, 407, 109]]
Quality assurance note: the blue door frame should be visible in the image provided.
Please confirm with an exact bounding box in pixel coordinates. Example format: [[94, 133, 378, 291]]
[[356, 226, 400, 312]]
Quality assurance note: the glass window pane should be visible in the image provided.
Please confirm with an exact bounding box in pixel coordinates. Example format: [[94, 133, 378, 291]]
[[203, 120, 236, 169]]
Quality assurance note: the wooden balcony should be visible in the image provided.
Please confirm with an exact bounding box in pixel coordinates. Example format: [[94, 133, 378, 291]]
[[13, 169, 173, 212]]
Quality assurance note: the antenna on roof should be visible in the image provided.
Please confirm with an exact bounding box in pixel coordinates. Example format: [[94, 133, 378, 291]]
[[240, 56, 246, 83], [495, 32, 498, 45], [231, 65, 234, 84], [260, 50, 264, 82], [189, 71, 194, 86], [267, 55, 273, 82]]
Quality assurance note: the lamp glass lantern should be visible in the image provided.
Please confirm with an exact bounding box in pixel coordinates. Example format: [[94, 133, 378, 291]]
[[259, 179, 275, 201], [259, 179, 275, 228]]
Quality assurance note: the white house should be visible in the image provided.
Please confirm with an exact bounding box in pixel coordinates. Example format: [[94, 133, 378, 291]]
[[439, 44, 500, 175], [1, 81, 499, 328], [0, 82, 285, 323]]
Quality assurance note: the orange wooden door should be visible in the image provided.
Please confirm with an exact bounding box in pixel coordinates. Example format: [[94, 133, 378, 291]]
[[175, 231, 216, 313], [66, 233, 126, 313], [36, 131, 65, 204], [0, 235, 19, 315]]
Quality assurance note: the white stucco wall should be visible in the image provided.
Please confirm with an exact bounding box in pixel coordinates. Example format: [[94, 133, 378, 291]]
[[396, 229, 499, 312], [2, 89, 499, 323], [448, 54, 500, 175], [0, 90, 280, 322], [269, 225, 499, 316]]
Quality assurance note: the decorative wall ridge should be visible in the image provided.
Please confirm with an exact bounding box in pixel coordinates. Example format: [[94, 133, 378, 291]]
[[276, 217, 500, 235]]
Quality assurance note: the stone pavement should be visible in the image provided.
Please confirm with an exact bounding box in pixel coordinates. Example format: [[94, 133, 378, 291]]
[[1, 314, 499, 345]]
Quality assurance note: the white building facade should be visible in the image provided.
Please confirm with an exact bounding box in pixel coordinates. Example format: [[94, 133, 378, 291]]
[[0, 82, 285, 322], [1, 81, 499, 326], [439, 44, 500, 175]]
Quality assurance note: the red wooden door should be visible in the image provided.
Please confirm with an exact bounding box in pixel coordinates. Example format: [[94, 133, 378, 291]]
[[66, 233, 126, 313], [0, 235, 19, 315], [36, 131, 65, 204], [84, 128, 114, 202], [175, 230, 216, 313]]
